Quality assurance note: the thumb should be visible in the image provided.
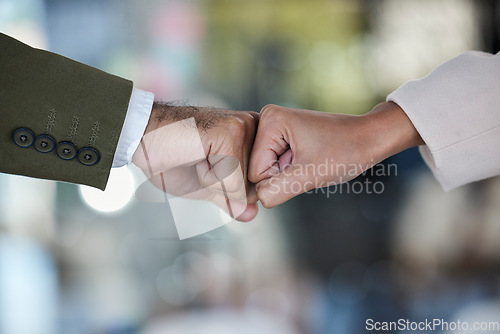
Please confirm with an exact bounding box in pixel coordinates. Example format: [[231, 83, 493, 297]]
[[256, 164, 312, 208]]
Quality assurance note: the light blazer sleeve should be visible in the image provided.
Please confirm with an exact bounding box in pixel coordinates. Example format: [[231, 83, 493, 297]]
[[0, 33, 133, 190], [387, 51, 500, 191]]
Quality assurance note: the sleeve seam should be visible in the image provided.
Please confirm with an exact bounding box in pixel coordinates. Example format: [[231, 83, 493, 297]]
[[428, 124, 500, 154]]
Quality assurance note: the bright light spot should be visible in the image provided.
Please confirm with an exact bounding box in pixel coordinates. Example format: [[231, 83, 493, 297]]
[[79, 166, 135, 213]]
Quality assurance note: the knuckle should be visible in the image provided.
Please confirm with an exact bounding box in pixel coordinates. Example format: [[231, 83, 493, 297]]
[[260, 104, 278, 116], [240, 112, 258, 129], [223, 177, 244, 194], [199, 174, 217, 189], [198, 177, 212, 189], [257, 187, 276, 209], [261, 104, 278, 112], [248, 171, 258, 184], [260, 104, 284, 123], [260, 198, 275, 209], [225, 114, 257, 146], [226, 116, 247, 134]]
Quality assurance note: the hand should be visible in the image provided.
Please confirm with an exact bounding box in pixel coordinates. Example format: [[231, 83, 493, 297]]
[[132, 102, 259, 221], [249, 102, 423, 208]]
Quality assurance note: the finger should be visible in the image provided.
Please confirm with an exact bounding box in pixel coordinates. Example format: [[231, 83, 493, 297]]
[[139, 169, 204, 198], [256, 164, 312, 208], [196, 155, 239, 189], [157, 162, 255, 220], [196, 155, 246, 200], [143, 171, 256, 221], [207, 174, 258, 221], [210, 192, 257, 222], [248, 122, 290, 184], [235, 202, 258, 222], [278, 148, 293, 171], [209, 155, 244, 194]]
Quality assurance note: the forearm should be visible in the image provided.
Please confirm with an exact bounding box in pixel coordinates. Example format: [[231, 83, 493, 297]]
[[143, 102, 230, 136], [361, 101, 424, 164]]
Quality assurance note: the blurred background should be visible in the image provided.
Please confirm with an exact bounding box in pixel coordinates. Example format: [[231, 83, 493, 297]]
[[1, 0, 500, 333]]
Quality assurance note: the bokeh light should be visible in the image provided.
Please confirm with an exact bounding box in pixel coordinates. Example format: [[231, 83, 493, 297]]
[[79, 166, 135, 213]]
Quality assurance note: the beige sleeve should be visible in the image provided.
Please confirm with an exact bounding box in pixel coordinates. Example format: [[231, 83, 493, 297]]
[[387, 51, 500, 191]]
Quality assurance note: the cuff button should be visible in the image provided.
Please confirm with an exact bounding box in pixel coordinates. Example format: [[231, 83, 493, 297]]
[[12, 128, 35, 148], [56, 142, 77, 160], [78, 147, 100, 166], [34, 135, 56, 153]]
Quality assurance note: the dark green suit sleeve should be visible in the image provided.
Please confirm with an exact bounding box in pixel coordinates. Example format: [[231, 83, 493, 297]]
[[0, 33, 133, 190]]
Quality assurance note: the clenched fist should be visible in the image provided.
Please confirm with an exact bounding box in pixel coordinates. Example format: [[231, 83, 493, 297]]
[[249, 103, 423, 208], [132, 102, 260, 221]]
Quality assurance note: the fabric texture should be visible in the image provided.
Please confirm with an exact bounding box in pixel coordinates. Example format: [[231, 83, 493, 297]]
[[0, 33, 133, 190], [387, 51, 500, 191]]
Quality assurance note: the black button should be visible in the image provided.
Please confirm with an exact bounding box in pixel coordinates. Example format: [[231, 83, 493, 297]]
[[34, 135, 56, 153], [77, 147, 100, 166], [56, 141, 77, 160], [12, 128, 34, 148]]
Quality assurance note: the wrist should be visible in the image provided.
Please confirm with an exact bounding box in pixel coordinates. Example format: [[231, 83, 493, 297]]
[[143, 102, 179, 135], [362, 101, 424, 162], [132, 102, 177, 169]]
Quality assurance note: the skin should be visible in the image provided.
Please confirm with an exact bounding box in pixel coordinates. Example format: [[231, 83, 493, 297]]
[[248, 101, 424, 208], [132, 103, 260, 222]]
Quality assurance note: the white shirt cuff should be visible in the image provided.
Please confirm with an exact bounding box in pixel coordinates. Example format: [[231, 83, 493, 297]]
[[112, 87, 154, 167]]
